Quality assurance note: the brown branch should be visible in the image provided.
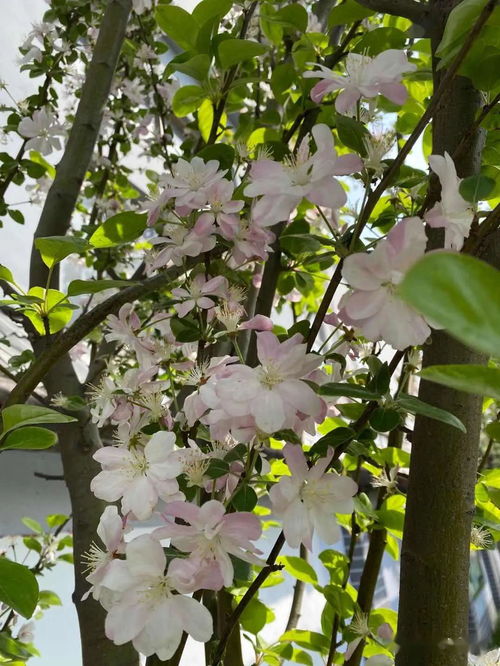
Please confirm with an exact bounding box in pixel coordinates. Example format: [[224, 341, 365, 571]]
[[29, 0, 133, 291], [6, 266, 183, 406], [284, 544, 308, 632]]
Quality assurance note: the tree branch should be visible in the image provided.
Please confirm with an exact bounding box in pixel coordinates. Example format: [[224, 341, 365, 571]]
[[29, 0, 133, 290], [6, 266, 183, 406], [355, 0, 431, 27]]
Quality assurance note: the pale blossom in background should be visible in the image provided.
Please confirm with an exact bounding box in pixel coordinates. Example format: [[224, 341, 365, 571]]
[[17, 108, 65, 155]]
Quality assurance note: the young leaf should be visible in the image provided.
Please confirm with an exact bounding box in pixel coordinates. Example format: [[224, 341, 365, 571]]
[[397, 393, 466, 433], [0, 558, 39, 619], [0, 426, 58, 451], [0, 265, 15, 285], [172, 85, 206, 117], [398, 252, 500, 357], [419, 364, 500, 400], [279, 555, 318, 584], [89, 212, 147, 248], [459, 174, 495, 203]]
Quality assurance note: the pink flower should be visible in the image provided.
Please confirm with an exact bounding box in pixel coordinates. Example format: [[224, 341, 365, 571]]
[[339, 217, 431, 350], [269, 444, 357, 549], [304, 50, 416, 114], [102, 535, 213, 659], [91, 431, 184, 520], [172, 274, 227, 318], [148, 214, 216, 269], [83, 506, 126, 601], [154, 500, 263, 587], [244, 124, 362, 225], [424, 152, 474, 250], [105, 304, 157, 368], [162, 156, 227, 210], [204, 179, 244, 229]]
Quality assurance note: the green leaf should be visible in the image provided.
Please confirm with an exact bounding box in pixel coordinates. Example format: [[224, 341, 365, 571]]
[[280, 630, 330, 654], [192, 0, 232, 24], [323, 583, 355, 616], [279, 556, 318, 584], [0, 426, 58, 451], [172, 85, 206, 117], [310, 427, 355, 457], [459, 174, 496, 203], [485, 421, 500, 441], [240, 597, 275, 634], [1, 404, 76, 435], [436, 0, 490, 65], [38, 590, 62, 608], [318, 383, 381, 400], [67, 279, 135, 296], [419, 364, 500, 401], [369, 407, 402, 432], [335, 115, 369, 156], [0, 630, 33, 660], [34, 236, 88, 268], [231, 485, 258, 511], [218, 39, 267, 69], [21, 517, 43, 534], [275, 4, 308, 32], [0, 264, 15, 285], [155, 5, 199, 50], [89, 212, 147, 248], [205, 458, 230, 479], [170, 315, 202, 343], [398, 252, 500, 357], [0, 558, 39, 619], [354, 27, 407, 55], [46, 514, 69, 528], [328, 0, 375, 26], [168, 53, 211, 82], [197, 144, 235, 172], [397, 393, 466, 432]]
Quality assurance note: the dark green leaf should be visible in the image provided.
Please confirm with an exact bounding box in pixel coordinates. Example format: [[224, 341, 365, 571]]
[[231, 485, 258, 511], [310, 427, 355, 457], [397, 393, 466, 432], [0, 558, 39, 619], [369, 407, 401, 432], [170, 315, 202, 343], [197, 144, 235, 172], [89, 212, 147, 248], [459, 174, 495, 203], [335, 115, 369, 156], [192, 0, 232, 24], [205, 458, 230, 479], [318, 383, 381, 400]]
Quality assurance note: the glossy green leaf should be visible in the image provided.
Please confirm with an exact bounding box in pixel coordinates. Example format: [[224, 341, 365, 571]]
[[155, 5, 199, 50], [67, 279, 134, 296], [0, 264, 15, 285], [197, 144, 235, 172], [335, 115, 369, 156], [0, 426, 58, 451], [172, 85, 206, 117], [231, 485, 258, 511], [280, 556, 318, 584], [399, 252, 500, 357], [38, 590, 62, 608], [318, 383, 381, 400], [0, 630, 34, 660], [192, 0, 232, 24], [168, 53, 211, 82], [240, 597, 275, 634], [369, 407, 402, 432], [436, 0, 491, 64], [218, 39, 267, 69], [89, 212, 147, 248], [397, 393, 466, 432], [275, 4, 308, 32], [0, 558, 39, 619], [35, 236, 88, 268], [280, 630, 330, 654], [419, 364, 500, 400], [1, 404, 76, 435]]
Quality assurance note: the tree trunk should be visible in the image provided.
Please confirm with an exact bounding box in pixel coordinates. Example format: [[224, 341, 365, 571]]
[[42, 354, 139, 666], [396, 2, 488, 664]]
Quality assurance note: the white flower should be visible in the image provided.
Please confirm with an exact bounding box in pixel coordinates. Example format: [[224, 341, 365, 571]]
[[83, 506, 125, 601], [425, 152, 474, 250], [269, 444, 357, 549], [18, 108, 65, 155], [468, 649, 500, 666], [102, 535, 213, 660], [90, 431, 184, 520]]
